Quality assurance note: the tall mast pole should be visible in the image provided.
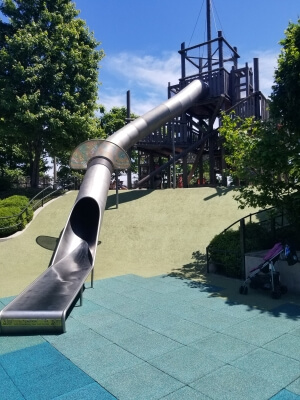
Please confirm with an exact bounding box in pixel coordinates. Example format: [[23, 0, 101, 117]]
[[207, 0, 212, 72]]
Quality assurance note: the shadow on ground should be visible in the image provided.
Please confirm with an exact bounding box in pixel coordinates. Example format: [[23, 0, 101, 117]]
[[167, 250, 300, 322], [105, 189, 153, 209], [203, 186, 234, 201]]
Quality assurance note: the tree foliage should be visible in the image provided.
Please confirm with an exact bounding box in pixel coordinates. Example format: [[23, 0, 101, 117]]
[[0, 0, 104, 187], [219, 19, 300, 225], [220, 115, 300, 215], [270, 19, 300, 135], [98, 105, 139, 173]]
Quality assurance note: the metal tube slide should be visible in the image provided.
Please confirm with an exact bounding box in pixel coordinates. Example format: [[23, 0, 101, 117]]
[[0, 79, 207, 334]]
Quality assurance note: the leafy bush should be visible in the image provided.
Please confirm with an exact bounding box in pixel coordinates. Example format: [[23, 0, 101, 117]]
[[208, 229, 241, 277], [0, 195, 33, 237], [208, 222, 270, 278]]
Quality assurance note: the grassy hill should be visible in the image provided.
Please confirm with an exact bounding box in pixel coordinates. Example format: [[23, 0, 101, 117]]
[[0, 187, 260, 297]]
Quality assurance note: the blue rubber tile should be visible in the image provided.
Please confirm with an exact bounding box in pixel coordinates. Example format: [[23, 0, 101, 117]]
[[162, 385, 210, 399], [53, 382, 117, 400], [191, 364, 280, 400], [264, 333, 300, 361], [154, 317, 215, 345], [0, 342, 65, 377], [221, 314, 293, 346], [270, 389, 300, 399], [287, 377, 300, 396], [232, 348, 300, 387], [72, 343, 143, 381], [13, 358, 94, 400], [117, 330, 182, 361], [191, 332, 258, 362], [1, 376, 24, 400], [0, 334, 45, 355], [101, 362, 184, 400], [49, 328, 112, 359], [149, 346, 224, 384]]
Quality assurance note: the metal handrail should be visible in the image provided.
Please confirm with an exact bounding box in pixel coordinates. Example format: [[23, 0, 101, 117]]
[[0, 183, 74, 231]]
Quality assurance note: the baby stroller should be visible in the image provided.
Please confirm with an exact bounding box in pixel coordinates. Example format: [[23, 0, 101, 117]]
[[239, 242, 294, 299]]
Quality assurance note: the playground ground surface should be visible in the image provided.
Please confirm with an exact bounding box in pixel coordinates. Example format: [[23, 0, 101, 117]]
[[1, 188, 300, 399]]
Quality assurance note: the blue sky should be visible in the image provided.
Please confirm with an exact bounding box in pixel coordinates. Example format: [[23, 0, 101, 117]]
[[73, 0, 300, 116]]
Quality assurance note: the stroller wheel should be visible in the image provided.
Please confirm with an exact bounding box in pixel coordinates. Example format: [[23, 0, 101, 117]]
[[280, 285, 288, 295]]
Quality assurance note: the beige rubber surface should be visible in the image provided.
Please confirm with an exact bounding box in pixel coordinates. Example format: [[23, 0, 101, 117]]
[[0, 188, 260, 298]]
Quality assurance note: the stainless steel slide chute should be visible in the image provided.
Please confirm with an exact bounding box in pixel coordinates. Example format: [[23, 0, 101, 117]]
[[0, 79, 208, 334]]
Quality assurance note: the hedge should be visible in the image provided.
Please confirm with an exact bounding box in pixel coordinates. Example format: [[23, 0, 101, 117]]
[[208, 222, 270, 278], [0, 195, 33, 237]]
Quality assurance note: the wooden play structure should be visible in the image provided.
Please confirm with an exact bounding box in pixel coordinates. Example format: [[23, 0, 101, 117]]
[[128, 0, 269, 189]]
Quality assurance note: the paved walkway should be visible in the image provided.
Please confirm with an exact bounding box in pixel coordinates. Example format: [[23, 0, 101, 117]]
[[1, 273, 300, 400]]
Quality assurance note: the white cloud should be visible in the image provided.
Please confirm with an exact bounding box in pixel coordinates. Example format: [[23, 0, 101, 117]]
[[98, 51, 181, 115]]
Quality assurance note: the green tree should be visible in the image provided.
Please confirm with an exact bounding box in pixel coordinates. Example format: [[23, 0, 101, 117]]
[[270, 19, 300, 135], [98, 105, 139, 173], [0, 0, 104, 187], [99, 106, 138, 136], [219, 19, 300, 225]]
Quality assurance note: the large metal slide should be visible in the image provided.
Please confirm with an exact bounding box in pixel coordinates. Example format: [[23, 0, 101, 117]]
[[0, 79, 207, 334]]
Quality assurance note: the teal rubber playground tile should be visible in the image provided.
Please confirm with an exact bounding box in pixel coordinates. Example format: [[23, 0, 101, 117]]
[[78, 309, 127, 331], [149, 345, 224, 384], [221, 314, 294, 346], [232, 348, 300, 387], [91, 277, 139, 294], [101, 362, 184, 400], [190, 332, 258, 363], [48, 328, 112, 359], [12, 358, 94, 400], [270, 389, 300, 399], [191, 295, 263, 319], [0, 296, 16, 306], [178, 306, 242, 330], [191, 364, 280, 400], [68, 298, 105, 318], [71, 343, 144, 381], [287, 378, 300, 396], [154, 316, 215, 344], [264, 333, 300, 361], [53, 382, 117, 400], [0, 334, 45, 355], [116, 330, 182, 361], [162, 385, 211, 400]]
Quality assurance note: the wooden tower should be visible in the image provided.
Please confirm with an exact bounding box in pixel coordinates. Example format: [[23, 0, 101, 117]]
[[132, 0, 269, 189]]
